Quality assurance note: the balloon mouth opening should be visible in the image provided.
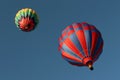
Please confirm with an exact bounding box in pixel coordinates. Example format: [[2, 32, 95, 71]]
[[82, 57, 94, 70], [88, 64, 94, 70], [86, 61, 94, 71]]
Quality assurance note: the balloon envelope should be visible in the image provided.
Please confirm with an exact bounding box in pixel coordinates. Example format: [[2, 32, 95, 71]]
[[15, 8, 39, 32], [58, 22, 104, 70]]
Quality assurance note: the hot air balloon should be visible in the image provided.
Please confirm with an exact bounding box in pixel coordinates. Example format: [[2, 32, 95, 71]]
[[15, 8, 39, 32], [58, 22, 104, 70]]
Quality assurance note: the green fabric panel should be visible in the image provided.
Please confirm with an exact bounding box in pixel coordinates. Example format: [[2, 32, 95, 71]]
[[16, 15, 21, 21], [18, 11, 24, 16], [30, 12, 35, 18], [15, 18, 18, 23], [34, 14, 39, 24], [15, 16, 19, 22], [28, 9, 31, 17]]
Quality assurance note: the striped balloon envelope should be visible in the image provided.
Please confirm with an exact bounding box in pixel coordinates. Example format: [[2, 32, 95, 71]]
[[15, 8, 39, 32], [58, 22, 104, 70]]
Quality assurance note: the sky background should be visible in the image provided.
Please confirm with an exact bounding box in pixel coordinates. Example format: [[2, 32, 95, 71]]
[[0, 0, 119, 80]]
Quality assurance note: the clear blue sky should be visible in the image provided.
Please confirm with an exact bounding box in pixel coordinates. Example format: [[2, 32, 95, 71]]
[[0, 0, 119, 80]]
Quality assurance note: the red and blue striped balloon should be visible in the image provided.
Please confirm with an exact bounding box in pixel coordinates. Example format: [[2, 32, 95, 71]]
[[58, 22, 104, 70]]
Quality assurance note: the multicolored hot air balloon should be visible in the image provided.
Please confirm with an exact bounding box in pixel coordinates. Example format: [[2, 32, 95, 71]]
[[15, 8, 39, 32], [58, 22, 104, 70]]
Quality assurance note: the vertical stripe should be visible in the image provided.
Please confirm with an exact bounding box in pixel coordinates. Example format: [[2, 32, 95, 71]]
[[63, 57, 83, 64], [91, 31, 99, 56], [63, 38, 84, 59], [69, 33, 85, 56], [74, 28, 88, 56], [61, 44, 82, 59], [93, 41, 103, 62], [92, 36, 103, 57], [61, 51, 82, 63], [84, 29, 92, 56], [63, 57, 84, 66]]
